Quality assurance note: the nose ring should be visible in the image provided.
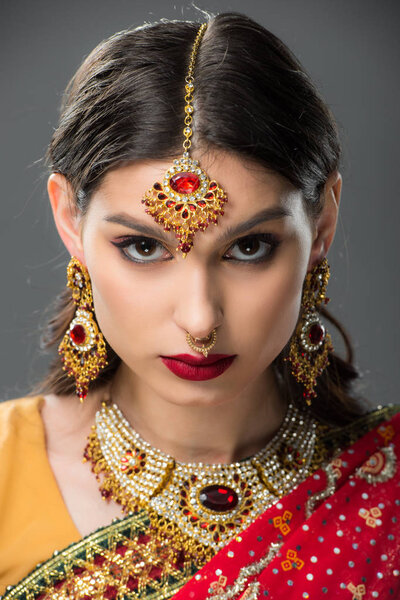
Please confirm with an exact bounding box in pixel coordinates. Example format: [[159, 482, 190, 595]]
[[186, 329, 217, 358]]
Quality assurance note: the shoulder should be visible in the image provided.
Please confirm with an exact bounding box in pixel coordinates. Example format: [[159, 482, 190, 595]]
[[0, 395, 44, 422], [0, 396, 44, 448], [320, 404, 400, 453]]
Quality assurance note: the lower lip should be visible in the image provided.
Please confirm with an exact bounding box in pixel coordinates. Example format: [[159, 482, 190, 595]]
[[160, 356, 236, 381]]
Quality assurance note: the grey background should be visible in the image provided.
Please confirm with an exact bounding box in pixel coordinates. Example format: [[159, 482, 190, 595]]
[[0, 0, 399, 404]]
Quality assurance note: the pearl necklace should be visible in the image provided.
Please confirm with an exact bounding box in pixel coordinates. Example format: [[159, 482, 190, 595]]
[[85, 402, 322, 554]]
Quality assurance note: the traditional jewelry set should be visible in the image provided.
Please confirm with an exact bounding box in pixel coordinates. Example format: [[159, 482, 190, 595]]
[[58, 23, 331, 562]]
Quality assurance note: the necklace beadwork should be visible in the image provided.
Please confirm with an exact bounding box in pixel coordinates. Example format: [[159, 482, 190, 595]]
[[85, 401, 323, 557], [141, 23, 228, 258]]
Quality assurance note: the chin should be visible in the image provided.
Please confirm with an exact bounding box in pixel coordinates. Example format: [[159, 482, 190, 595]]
[[161, 388, 235, 409]]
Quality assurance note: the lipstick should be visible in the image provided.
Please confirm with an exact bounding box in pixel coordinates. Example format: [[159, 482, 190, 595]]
[[160, 354, 236, 381]]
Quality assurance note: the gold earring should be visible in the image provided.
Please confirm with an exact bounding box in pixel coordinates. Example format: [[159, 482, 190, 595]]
[[286, 258, 333, 405], [141, 24, 228, 258], [186, 330, 217, 357], [58, 257, 108, 402]]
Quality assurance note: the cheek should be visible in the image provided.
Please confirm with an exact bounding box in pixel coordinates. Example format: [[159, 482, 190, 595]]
[[87, 259, 165, 356], [230, 258, 305, 364]]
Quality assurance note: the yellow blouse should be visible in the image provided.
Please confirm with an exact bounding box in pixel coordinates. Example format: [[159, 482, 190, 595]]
[[0, 396, 81, 593]]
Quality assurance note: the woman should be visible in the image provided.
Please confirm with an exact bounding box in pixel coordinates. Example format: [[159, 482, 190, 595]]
[[0, 12, 399, 599]]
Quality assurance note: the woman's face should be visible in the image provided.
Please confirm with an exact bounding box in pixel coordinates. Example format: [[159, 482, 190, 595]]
[[74, 150, 320, 407]]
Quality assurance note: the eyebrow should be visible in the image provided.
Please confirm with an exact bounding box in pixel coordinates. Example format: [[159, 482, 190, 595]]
[[104, 206, 291, 244]]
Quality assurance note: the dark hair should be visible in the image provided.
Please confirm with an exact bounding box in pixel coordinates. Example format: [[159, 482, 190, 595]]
[[38, 12, 366, 425]]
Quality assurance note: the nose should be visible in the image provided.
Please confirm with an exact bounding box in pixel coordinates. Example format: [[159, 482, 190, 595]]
[[173, 264, 223, 340]]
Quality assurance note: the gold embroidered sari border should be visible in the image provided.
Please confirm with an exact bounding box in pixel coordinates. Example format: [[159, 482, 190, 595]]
[[1, 511, 195, 600]]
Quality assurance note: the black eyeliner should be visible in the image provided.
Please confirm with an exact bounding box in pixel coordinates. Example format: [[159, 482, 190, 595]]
[[111, 233, 281, 265]]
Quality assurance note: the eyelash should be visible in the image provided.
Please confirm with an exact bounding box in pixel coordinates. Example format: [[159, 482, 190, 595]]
[[111, 233, 281, 266]]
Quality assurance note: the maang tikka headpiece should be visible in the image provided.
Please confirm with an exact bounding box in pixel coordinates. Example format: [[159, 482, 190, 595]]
[[141, 23, 228, 258]]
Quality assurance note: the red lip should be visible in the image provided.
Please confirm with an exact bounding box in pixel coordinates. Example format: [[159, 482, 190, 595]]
[[164, 353, 234, 365], [160, 354, 236, 381]]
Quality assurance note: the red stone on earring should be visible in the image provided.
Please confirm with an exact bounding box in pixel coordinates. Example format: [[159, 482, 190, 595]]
[[308, 323, 325, 345], [70, 324, 86, 345]]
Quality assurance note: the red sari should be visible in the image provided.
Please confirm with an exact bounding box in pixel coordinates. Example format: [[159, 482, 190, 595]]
[[172, 413, 400, 600]]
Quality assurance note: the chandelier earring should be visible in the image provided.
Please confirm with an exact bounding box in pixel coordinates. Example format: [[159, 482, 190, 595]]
[[58, 257, 108, 402], [286, 258, 333, 405]]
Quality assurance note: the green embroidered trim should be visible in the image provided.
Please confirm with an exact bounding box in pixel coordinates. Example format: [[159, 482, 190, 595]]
[[321, 404, 400, 451], [1, 511, 197, 600]]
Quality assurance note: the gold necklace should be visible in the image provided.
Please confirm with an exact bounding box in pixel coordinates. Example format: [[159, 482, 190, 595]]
[[85, 401, 324, 558]]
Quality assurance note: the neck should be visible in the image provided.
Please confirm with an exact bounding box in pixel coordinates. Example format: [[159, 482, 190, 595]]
[[106, 364, 287, 464]]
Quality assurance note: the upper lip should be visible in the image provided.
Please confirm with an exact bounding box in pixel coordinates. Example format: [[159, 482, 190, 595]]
[[161, 353, 235, 365]]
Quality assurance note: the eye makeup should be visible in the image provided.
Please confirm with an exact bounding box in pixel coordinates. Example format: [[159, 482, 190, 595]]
[[111, 232, 281, 266]]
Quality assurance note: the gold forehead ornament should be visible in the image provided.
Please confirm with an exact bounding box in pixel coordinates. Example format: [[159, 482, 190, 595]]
[[141, 23, 228, 258]]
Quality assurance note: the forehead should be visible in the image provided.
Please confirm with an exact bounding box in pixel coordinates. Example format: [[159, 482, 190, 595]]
[[100, 151, 297, 203], [89, 150, 305, 242]]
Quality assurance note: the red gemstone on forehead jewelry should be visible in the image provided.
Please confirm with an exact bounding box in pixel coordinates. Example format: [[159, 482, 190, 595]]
[[153, 182, 162, 191], [197, 200, 206, 208], [158, 192, 168, 200], [70, 324, 86, 345], [166, 200, 176, 208], [180, 243, 192, 254], [308, 323, 325, 344], [209, 181, 217, 190], [182, 209, 189, 219], [199, 485, 239, 513], [170, 172, 200, 194]]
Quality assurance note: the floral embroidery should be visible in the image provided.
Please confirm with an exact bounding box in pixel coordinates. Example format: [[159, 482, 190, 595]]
[[280, 549, 304, 571], [347, 582, 366, 599], [356, 446, 396, 484], [358, 506, 382, 528], [209, 576, 228, 594], [377, 423, 395, 445], [273, 511, 292, 535], [331, 457, 343, 478]]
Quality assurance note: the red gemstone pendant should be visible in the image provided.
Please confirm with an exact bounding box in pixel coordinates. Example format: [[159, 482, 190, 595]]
[[170, 172, 200, 194], [308, 323, 325, 344], [199, 485, 239, 513], [69, 324, 86, 345]]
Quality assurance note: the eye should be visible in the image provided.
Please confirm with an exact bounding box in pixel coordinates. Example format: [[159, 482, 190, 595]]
[[224, 234, 280, 264], [111, 236, 171, 263]]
